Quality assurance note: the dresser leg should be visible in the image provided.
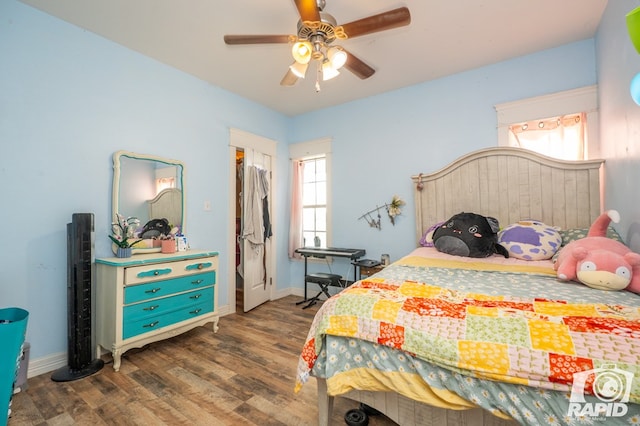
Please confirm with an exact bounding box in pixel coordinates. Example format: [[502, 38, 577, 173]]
[[211, 318, 219, 333], [112, 348, 122, 372]]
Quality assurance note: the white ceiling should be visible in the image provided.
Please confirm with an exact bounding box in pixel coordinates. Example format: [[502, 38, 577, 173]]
[[19, 0, 608, 117]]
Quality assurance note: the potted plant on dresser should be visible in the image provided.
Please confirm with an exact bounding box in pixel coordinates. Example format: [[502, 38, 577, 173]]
[[109, 214, 141, 258]]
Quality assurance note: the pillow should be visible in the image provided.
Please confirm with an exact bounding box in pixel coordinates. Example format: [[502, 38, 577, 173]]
[[552, 225, 626, 263], [498, 220, 561, 261], [559, 226, 625, 246], [419, 221, 444, 247], [432, 212, 508, 258]]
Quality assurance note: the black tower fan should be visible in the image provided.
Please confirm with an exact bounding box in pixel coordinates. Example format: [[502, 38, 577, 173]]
[[51, 213, 104, 381]]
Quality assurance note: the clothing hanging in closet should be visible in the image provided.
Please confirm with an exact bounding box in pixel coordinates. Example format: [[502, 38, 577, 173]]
[[243, 165, 272, 250]]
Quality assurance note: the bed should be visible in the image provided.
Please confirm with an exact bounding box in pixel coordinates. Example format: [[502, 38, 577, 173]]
[[295, 147, 640, 425], [148, 187, 183, 230]]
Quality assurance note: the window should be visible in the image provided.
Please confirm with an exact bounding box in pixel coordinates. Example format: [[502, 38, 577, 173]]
[[155, 166, 177, 194], [508, 112, 586, 161], [289, 138, 332, 258], [155, 176, 175, 193], [495, 86, 598, 160], [302, 156, 327, 247]]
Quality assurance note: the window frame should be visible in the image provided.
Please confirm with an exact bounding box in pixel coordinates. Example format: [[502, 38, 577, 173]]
[[289, 137, 332, 250], [495, 85, 599, 159]]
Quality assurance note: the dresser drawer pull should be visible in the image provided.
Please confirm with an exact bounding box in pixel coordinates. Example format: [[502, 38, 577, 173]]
[[143, 305, 159, 311], [190, 294, 202, 300], [186, 262, 213, 271], [145, 288, 162, 294], [191, 279, 204, 285], [190, 308, 202, 315], [143, 321, 160, 328], [137, 268, 172, 279]]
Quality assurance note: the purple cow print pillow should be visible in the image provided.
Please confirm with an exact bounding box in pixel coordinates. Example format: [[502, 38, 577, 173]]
[[498, 220, 561, 261]]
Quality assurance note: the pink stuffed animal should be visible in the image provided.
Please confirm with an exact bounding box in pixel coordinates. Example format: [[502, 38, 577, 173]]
[[555, 210, 640, 292]]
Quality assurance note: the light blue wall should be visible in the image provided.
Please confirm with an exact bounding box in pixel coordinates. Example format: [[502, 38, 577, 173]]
[[596, 0, 640, 249], [4, 0, 633, 372], [1, 0, 289, 361], [287, 39, 598, 284]]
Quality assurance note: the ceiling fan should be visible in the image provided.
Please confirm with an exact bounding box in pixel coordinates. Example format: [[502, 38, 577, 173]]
[[223, 0, 411, 89]]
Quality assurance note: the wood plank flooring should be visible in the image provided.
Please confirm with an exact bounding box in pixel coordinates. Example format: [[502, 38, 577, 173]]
[[8, 296, 397, 425]]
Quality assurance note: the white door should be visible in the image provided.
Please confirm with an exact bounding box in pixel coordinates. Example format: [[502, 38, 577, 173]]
[[241, 149, 272, 311], [229, 128, 277, 313]]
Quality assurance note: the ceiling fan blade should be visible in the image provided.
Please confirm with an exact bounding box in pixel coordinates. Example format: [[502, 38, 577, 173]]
[[340, 7, 411, 39], [293, 0, 321, 23], [280, 68, 299, 86], [224, 35, 293, 45], [343, 50, 375, 80]]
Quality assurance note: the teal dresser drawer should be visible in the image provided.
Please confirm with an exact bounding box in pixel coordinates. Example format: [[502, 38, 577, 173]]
[[123, 286, 214, 322], [123, 296, 214, 339], [124, 271, 215, 304]]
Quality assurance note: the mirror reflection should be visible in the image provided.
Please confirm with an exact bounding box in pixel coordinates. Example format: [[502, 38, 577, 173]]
[[112, 151, 186, 254]]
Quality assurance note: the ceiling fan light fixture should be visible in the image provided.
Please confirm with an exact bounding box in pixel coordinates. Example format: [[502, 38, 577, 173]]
[[292, 41, 312, 64], [289, 61, 309, 78], [327, 46, 347, 69], [225, 5, 412, 90], [322, 59, 340, 81]]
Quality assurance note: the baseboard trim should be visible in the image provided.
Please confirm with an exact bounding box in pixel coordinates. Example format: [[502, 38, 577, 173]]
[[28, 352, 67, 379], [276, 287, 304, 299], [28, 289, 307, 378], [217, 304, 233, 317]]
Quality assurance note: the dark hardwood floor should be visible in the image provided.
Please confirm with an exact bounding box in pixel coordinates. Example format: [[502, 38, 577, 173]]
[[8, 296, 397, 425]]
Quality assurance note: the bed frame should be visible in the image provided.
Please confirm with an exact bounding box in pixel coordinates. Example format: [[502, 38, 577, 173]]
[[412, 147, 604, 243], [148, 187, 183, 229], [316, 147, 605, 426]]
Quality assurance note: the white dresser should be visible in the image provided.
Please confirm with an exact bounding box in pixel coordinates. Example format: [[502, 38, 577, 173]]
[[95, 250, 219, 371]]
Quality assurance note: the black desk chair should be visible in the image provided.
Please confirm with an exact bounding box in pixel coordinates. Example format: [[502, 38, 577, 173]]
[[296, 272, 342, 309]]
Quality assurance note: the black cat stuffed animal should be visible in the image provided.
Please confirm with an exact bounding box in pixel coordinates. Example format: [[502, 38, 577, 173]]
[[432, 212, 509, 258], [139, 218, 172, 239]]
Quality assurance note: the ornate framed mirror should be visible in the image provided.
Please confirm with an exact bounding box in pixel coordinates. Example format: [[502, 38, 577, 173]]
[[111, 151, 186, 254]]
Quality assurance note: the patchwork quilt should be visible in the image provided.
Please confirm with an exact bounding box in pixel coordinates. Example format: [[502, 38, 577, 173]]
[[296, 248, 640, 411]]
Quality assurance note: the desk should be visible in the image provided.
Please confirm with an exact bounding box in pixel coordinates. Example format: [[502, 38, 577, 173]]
[[295, 247, 365, 307]]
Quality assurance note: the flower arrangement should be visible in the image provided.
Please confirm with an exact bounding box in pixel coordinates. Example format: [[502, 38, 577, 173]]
[[387, 195, 406, 225], [358, 195, 406, 229], [109, 213, 142, 248]]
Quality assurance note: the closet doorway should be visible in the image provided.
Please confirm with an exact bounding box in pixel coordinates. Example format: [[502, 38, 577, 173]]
[[229, 129, 277, 312]]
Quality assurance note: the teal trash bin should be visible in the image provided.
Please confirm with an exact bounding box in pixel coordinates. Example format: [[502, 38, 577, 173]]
[[0, 308, 29, 426]]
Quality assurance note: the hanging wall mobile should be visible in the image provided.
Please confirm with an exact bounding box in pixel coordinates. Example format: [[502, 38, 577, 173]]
[[358, 195, 405, 230]]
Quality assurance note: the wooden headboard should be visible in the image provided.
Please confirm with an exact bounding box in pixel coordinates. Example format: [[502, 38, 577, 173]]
[[411, 147, 605, 244], [148, 188, 183, 229]]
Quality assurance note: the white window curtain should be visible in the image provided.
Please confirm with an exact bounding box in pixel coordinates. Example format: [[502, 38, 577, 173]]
[[508, 113, 586, 161], [156, 177, 175, 194], [495, 86, 598, 159], [288, 160, 304, 259]]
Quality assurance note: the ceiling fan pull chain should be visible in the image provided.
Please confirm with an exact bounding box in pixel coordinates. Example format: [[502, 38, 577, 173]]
[[315, 62, 321, 92]]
